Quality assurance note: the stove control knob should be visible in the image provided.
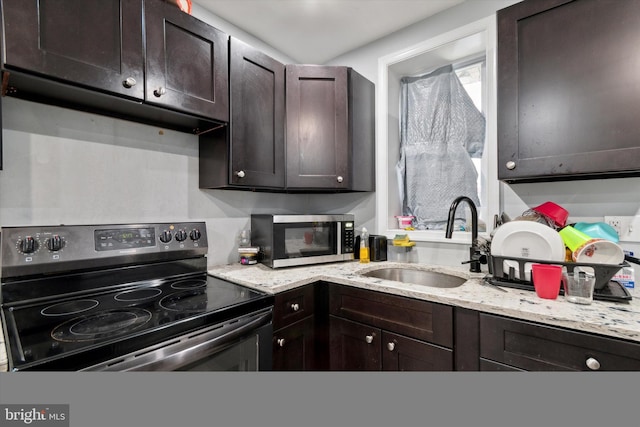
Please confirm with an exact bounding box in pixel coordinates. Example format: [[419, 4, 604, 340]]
[[159, 230, 173, 243], [18, 236, 38, 254], [175, 229, 187, 242], [190, 229, 201, 241], [46, 235, 64, 251]]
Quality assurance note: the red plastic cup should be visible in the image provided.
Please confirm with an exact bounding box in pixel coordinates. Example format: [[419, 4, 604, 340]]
[[531, 264, 562, 299]]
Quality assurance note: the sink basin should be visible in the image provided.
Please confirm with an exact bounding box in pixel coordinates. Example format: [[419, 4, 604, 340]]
[[360, 268, 466, 288]]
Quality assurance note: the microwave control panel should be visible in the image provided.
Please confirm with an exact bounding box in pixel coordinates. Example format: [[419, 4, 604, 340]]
[[342, 221, 355, 253]]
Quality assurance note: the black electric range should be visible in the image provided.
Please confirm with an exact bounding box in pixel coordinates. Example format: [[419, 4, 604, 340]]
[[0, 222, 273, 371]]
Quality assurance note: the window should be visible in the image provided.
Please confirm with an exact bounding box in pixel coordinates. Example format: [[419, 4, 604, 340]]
[[397, 59, 486, 231], [376, 16, 499, 244]]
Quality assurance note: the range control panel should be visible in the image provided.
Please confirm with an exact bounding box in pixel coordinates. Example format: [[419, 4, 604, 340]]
[[1, 222, 208, 279]]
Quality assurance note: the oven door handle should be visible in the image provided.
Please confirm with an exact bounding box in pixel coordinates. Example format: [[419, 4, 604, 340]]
[[82, 308, 272, 371]]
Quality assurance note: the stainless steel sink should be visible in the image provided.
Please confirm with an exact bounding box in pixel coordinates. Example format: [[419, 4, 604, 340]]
[[360, 268, 467, 288]]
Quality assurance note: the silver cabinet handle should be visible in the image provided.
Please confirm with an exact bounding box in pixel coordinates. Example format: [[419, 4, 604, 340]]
[[291, 303, 299, 312], [337, 176, 344, 183], [365, 335, 374, 344], [387, 342, 395, 351], [506, 161, 516, 170], [154, 87, 167, 97], [586, 357, 601, 371], [235, 170, 246, 178], [123, 77, 137, 88], [277, 338, 285, 347]]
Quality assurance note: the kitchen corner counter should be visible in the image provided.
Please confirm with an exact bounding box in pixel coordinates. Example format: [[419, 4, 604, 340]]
[[207, 261, 640, 344]]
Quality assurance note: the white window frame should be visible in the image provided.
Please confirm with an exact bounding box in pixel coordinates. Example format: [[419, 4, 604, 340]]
[[375, 16, 499, 245]]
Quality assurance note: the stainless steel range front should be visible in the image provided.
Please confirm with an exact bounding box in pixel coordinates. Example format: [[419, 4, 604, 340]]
[[0, 222, 273, 371]]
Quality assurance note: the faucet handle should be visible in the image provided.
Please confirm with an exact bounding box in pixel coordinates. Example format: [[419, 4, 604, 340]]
[[461, 254, 487, 265]]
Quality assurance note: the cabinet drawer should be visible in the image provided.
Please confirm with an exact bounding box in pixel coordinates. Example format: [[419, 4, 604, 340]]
[[329, 284, 453, 347], [273, 285, 315, 330], [480, 313, 640, 371]]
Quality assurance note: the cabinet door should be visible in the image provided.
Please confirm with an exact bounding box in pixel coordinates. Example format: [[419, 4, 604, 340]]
[[382, 331, 453, 371], [229, 38, 285, 188], [2, 0, 144, 99], [286, 65, 349, 189], [144, 0, 228, 121], [329, 316, 380, 371], [497, 0, 640, 182], [272, 317, 316, 371]]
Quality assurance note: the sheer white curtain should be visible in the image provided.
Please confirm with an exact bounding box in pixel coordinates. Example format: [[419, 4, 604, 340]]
[[396, 64, 486, 230]]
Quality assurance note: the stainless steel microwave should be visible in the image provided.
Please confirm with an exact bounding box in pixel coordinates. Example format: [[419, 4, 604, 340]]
[[250, 214, 355, 268]]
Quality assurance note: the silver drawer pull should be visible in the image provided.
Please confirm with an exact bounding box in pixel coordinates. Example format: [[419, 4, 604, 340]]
[[123, 77, 137, 88], [586, 357, 601, 371], [277, 338, 285, 347], [387, 342, 395, 351], [154, 87, 167, 97], [291, 303, 300, 312], [365, 335, 374, 344]]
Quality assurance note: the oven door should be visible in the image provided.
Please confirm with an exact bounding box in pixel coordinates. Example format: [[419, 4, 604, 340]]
[[81, 308, 273, 371]]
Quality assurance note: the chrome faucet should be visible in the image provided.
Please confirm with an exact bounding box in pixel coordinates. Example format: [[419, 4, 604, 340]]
[[445, 196, 484, 273]]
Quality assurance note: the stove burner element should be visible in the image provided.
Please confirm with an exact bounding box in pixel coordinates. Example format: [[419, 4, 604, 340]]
[[159, 289, 208, 313], [114, 287, 162, 302], [41, 299, 100, 317], [170, 279, 207, 289], [51, 308, 152, 342]]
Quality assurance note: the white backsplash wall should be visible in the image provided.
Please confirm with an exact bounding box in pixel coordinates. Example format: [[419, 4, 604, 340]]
[[0, 98, 376, 267]]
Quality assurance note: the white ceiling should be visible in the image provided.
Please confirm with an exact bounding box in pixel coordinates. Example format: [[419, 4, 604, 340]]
[[193, 0, 466, 64]]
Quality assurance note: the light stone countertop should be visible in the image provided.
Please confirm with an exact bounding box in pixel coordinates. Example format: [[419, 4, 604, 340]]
[[2, 260, 638, 372], [207, 260, 640, 344]]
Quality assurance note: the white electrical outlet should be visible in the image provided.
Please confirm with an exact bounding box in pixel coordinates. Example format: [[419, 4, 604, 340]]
[[604, 216, 640, 242]]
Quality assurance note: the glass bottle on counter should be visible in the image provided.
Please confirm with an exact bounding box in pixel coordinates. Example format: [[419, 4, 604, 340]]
[[359, 227, 370, 263]]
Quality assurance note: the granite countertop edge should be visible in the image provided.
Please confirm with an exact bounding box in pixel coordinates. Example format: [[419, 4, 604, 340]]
[[207, 261, 640, 344]]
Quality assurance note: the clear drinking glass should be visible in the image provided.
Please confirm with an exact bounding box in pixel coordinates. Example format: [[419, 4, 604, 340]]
[[563, 267, 596, 305]]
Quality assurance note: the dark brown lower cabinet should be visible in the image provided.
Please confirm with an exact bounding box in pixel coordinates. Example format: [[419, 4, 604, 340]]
[[272, 316, 316, 371], [328, 284, 453, 371], [271, 284, 327, 371], [479, 313, 640, 371], [272, 283, 640, 372]]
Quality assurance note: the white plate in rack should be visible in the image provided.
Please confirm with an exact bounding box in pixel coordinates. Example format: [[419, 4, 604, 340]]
[[491, 221, 566, 281]]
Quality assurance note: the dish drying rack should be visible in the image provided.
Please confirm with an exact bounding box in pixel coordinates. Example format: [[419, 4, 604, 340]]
[[486, 254, 632, 301]]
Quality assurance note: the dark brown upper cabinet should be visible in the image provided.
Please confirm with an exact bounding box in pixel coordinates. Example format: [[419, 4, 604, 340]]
[[2, 0, 145, 100], [285, 65, 375, 191], [144, 0, 228, 122], [497, 0, 640, 183], [0, 0, 228, 134], [200, 59, 375, 192], [199, 37, 285, 190]]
